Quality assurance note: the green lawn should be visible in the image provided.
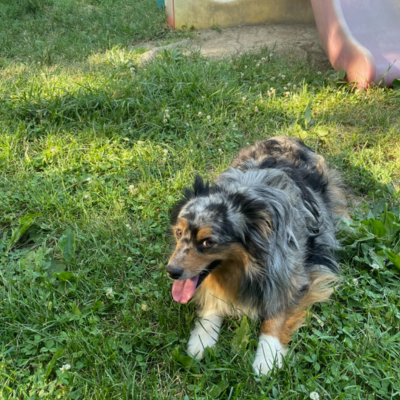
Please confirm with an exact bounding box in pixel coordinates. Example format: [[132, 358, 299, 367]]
[[0, 1, 400, 399]]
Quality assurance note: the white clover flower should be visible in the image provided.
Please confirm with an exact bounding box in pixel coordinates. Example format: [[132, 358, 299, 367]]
[[261, 57, 266, 61], [293, 94, 297, 98], [371, 263, 381, 270], [106, 288, 114, 298], [287, 82, 292, 86], [186, 104, 190, 108], [246, 142, 250, 145], [190, 149, 193, 153], [352, 278, 359, 286], [271, 76, 276, 81], [165, 114, 170, 119], [163, 149, 168, 155], [60, 364, 71, 373], [141, 304, 148, 311], [86, 177, 92, 183], [165, 109, 169, 113], [256, 63, 260, 67], [127, 257, 132, 262], [310, 392, 319, 400], [84, 194, 90, 199], [269, 53, 274, 57], [201, 96, 205, 100], [240, 72, 244, 77], [244, 65, 247, 69], [284, 86, 288, 90], [50, 147, 57, 154], [242, 96, 246, 101], [137, 140, 145, 145], [218, 148, 223, 153], [293, 84, 297, 89], [198, 111, 202, 117], [317, 71, 322, 75], [206, 115, 211, 120], [129, 185, 135, 194], [163, 119, 167, 124], [125, 224, 132, 230], [281, 74, 286, 79], [254, 106, 258, 112]]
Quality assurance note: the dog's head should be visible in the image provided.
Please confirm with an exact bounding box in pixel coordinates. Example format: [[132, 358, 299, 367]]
[[167, 175, 272, 304]]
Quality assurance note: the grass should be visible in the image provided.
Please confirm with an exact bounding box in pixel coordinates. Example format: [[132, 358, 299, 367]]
[[0, 0, 400, 399]]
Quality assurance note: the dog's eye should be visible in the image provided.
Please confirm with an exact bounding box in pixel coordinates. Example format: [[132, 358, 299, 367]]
[[175, 228, 182, 238], [201, 239, 215, 248]]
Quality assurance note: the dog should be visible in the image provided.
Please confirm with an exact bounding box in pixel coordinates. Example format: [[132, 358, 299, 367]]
[[166, 136, 346, 375]]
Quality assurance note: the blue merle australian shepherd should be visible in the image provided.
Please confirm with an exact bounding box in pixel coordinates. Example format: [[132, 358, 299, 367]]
[[166, 136, 347, 375]]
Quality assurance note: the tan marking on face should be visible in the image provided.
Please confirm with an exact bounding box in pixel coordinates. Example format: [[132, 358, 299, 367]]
[[169, 238, 250, 288], [200, 243, 250, 304], [171, 248, 217, 273], [196, 227, 213, 242], [174, 218, 188, 237]]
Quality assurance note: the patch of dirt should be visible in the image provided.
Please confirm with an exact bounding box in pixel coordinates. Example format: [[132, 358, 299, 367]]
[[139, 24, 330, 68]]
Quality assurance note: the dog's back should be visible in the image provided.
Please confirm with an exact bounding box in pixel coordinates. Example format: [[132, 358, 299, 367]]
[[230, 136, 347, 221]]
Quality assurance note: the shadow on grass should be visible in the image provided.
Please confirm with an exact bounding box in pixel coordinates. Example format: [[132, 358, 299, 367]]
[[0, 0, 169, 65]]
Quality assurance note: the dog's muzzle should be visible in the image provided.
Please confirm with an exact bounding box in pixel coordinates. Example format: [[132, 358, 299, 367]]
[[166, 265, 184, 280]]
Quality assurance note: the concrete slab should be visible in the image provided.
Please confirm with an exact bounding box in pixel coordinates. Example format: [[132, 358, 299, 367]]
[[139, 24, 328, 67], [196, 24, 325, 61]]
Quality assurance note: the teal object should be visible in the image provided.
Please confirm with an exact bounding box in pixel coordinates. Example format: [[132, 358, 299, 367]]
[[156, 0, 165, 8]]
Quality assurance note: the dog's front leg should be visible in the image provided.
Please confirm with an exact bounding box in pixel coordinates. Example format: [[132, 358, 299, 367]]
[[187, 310, 222, 360], [252, 317, 288, 375]]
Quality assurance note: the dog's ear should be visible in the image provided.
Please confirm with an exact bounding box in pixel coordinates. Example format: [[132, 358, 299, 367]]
[[170, 175, 209, 225], [171, 175, 211, 225], [244, 206, 273, 248], [232, 193, 273, 252], [192, 174, 210, 197], [170, 199, 188, 225]]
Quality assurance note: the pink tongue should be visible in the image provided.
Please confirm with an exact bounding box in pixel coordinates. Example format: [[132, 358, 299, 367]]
[[172, 275, 200, 304]]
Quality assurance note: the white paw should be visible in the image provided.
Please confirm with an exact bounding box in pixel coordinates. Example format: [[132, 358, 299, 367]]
[[187, 314, 222, 360], [252, 334, 287, 375]]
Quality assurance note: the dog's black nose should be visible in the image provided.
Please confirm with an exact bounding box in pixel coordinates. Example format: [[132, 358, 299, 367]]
[[166, 265, 184, 280]]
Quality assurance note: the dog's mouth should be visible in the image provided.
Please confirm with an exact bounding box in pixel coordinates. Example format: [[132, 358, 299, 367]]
[[171, 260, 221, 304]]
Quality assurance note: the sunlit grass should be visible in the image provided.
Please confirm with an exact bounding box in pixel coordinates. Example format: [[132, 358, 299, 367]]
[[0, 0, 168, 65]]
